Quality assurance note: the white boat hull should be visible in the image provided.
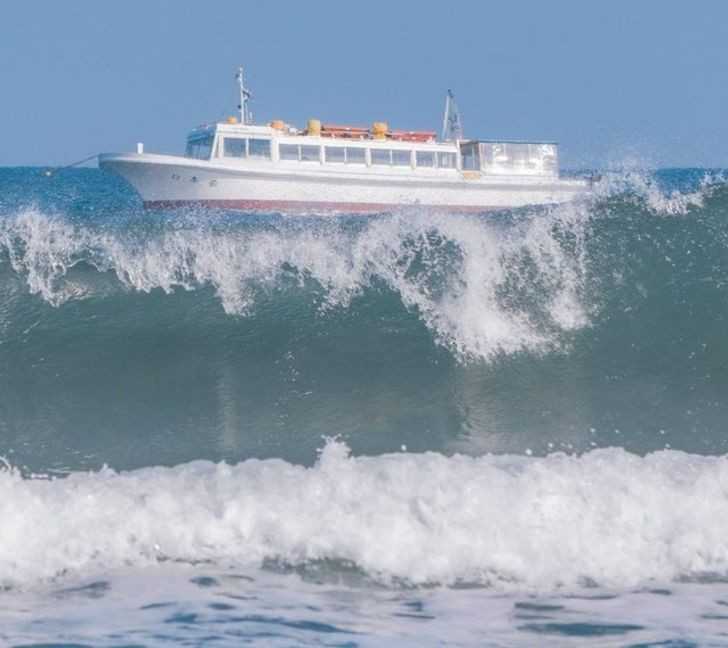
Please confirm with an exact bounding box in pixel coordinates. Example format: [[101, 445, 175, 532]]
[[99, 152, 590, 213]]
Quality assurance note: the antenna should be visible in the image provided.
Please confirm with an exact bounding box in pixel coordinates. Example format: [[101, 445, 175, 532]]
[[441, 89, 463, 141], [236, 66, 252, 125]]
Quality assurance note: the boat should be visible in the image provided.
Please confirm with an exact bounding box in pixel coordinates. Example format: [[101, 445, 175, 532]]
[[99, 67, 590, 213]]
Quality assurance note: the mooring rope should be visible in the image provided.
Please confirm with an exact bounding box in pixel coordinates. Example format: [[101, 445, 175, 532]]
[[44, 153, 99, 176]]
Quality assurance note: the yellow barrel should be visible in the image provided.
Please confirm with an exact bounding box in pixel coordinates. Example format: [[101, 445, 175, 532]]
[[307, 119, 321, 136], [371, 121, 388, 139], [270, 119, 285, 130]]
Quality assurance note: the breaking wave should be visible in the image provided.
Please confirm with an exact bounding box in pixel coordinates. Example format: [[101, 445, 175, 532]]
[[0, 207, 593, 360], [1, 169, 721, 360], [3, 439, 728, 590]]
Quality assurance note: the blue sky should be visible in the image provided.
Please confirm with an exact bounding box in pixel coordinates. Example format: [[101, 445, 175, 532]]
[[2, 1, 727, 167]]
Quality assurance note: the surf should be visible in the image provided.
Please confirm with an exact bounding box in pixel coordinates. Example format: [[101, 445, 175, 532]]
[[3, 438, 728, 591]]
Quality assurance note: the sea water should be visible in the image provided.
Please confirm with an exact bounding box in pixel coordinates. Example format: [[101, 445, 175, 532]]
[[1, 166, 728, 645]]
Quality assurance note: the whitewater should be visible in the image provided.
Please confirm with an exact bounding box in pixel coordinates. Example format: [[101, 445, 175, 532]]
[[2, 166, 728, 646]]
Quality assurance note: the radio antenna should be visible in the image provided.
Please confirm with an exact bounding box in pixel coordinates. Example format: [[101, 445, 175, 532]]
[[236, 66, 252, 124], [441, 89, 463, 141]]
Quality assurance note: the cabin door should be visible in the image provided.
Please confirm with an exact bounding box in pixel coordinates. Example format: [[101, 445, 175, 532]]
[[459, 142, 481, 171]]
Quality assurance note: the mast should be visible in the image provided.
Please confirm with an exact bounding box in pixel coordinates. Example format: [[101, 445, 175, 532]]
[[236, 66, 252, 125], [441, 89, 463, 141]]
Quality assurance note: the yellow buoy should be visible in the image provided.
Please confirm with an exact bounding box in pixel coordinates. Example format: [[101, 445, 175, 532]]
[[307, 119, 321, 136], [371, 121, 388, 139]]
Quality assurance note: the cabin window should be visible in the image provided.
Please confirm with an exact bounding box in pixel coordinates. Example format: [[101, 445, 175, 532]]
[[437, 152, 457, 168], [279, 144, 299, 160], [416, 151, 435, 167], [187, 135, 215, 159], [345, 147, 366, 164], [371, 149, 392, 165], [392, 150, 412, 166], [479, 142, 558, 176], [325, 146, 346, 164], [223, 138, 247, 158], [300, 145, 321, 162], [248, 139, 271, 158]]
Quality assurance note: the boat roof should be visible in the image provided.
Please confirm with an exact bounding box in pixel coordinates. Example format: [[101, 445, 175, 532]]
[[188, 123, 559, 148], [186, 67, 560, 149], [463, 138, 559, 146]]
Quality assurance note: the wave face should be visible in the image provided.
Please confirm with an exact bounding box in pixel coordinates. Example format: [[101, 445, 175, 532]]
[[2, 166, 728, 595], [1, 168, 727, 473]]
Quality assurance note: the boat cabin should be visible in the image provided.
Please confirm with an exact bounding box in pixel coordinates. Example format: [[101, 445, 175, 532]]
[[182, 68, 560, 178], [185, 122, 559, 178]]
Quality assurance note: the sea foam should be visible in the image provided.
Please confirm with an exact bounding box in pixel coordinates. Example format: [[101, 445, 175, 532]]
[[2, 439, 728, 590]]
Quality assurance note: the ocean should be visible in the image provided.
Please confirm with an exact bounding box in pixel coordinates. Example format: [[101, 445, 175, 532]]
[[1, 166, 728, 646]]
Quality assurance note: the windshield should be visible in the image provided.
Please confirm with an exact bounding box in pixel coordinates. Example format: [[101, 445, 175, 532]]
[[185, 135, 214, 160]]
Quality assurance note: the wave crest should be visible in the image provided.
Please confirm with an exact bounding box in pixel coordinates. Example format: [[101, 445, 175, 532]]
[[2, 171, 725, 359], [0, 207, 591, 359]]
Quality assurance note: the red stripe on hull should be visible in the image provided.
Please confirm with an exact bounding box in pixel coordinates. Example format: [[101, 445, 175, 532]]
[[142, 199, 502, 214]]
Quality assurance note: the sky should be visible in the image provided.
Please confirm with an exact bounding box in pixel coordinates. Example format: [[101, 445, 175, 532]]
[[1, 0, 728, 168]]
